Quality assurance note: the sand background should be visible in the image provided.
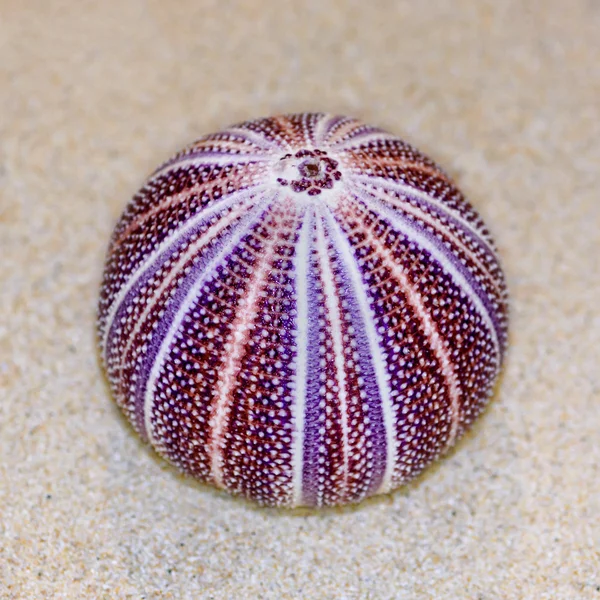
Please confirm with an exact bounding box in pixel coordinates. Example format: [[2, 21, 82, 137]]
[[1, 1, 599, 598]]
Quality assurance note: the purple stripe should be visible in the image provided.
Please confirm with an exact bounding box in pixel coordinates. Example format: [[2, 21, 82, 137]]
[[300, 211, 323, 506], [324, 219, 389, 496], [325, 115, 346, 132], [151, 151, 266, 177], [125, 202, 270, 439], [323, 115, 352, 141], [356, 179, 500, 268], [330, 125, 388, 147], [104, 194, 257, 363], [352, 192, 506, 362], [226, 126, 280, 150]]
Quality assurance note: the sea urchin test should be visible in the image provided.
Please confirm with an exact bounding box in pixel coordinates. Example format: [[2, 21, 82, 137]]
[[98, 113, 508, 507]]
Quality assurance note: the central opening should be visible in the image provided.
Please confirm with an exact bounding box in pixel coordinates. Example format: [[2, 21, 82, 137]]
[[274, 149, 341, 196], [304, 162, 319, 176], [299, 159, 321, 178]]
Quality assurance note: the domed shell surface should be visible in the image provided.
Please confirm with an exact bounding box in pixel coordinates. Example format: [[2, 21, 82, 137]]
[[98, 113, 508, 507]]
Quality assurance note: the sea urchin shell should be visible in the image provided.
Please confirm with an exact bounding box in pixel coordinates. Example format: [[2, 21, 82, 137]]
[[98, 113, 509, 507]]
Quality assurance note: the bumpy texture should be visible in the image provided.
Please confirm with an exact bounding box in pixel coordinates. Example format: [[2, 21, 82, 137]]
[[98, 113, 508, 507]]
